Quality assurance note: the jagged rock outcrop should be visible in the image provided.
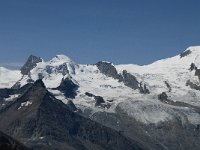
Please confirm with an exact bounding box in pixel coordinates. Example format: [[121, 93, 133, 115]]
[[157, 91, 200, 114], [96, 61, 122, 80], [139, 82, 150, 94], [180, 49, 192, 58], [158, 92, 168, 102], [120, 71, 150, 93], [164, 81, 172, 92], [94, 96, 105, 106], [189, 63, 197, 71], [56, 77, 79, 99], [0, 80, 146, 150], [58, 63, 70, 75], [186, 80, 200, 90], [20, 55, 42, 75], [95, 62, 149, 93], [85, 92, 106, 107], [85, 92, 94, 97], [121, 70, 139, 90], [0, 131, 29, 150]]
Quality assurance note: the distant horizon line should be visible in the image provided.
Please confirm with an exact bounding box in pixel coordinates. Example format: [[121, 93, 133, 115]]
[[1, 45, 198, 70]]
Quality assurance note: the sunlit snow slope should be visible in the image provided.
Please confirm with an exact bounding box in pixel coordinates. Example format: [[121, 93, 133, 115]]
[[116, 46, 200, 104]]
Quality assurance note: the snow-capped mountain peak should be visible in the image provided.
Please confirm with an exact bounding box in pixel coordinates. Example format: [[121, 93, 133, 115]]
[[1, 47, 200, 150], [180, 46, 200, 63], [49, 54, 76, 66]]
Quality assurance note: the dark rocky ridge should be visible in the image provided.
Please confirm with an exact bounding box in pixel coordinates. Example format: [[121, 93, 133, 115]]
[[139, 82, 150, 94], [164, 81, 172, 92], [85, 92, 106, 107], [122, 71, 150, 93], [21, 55, 42, 75], [186, 80, 200, 91], [0, 84, 32, 100], [0, 83, 33, 109], [122, 70, 139, 90], [189, 63, 197, 71], [96, 61, 122, 80], [180, 49, 192, 58], [188, 63, 200, 81], [96, 61, 150, 93], [0, 80, 146, 150], [158, 91, 200, 113], [158, 92, 169, 102]]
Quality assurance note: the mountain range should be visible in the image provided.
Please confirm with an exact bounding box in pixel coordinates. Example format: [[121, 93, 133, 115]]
[[1, 46, 200, 150]]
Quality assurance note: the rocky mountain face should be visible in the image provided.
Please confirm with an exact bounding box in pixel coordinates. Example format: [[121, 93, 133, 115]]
[[85, 92, 106, 107], [1, 46, 200, 149], [0, 80, 145, 150], [21, 55, 42, 75], [0, 131, 29, 150], [55, 77, 79, 99], [96, 61, 122, 80]]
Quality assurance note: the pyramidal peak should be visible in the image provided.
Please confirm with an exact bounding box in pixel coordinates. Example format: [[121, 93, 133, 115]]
[[20, 55, 43, 75]]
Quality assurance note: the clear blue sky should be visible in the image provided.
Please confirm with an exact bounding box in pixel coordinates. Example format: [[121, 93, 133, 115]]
[[0, 0, 200, 68]]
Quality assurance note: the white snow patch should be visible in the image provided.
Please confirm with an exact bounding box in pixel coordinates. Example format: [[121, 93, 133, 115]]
[[18, 101, 32, 110], [48, 89, 69, 104], [39, 137, 44, 140], [4, 94, 20, 101]]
